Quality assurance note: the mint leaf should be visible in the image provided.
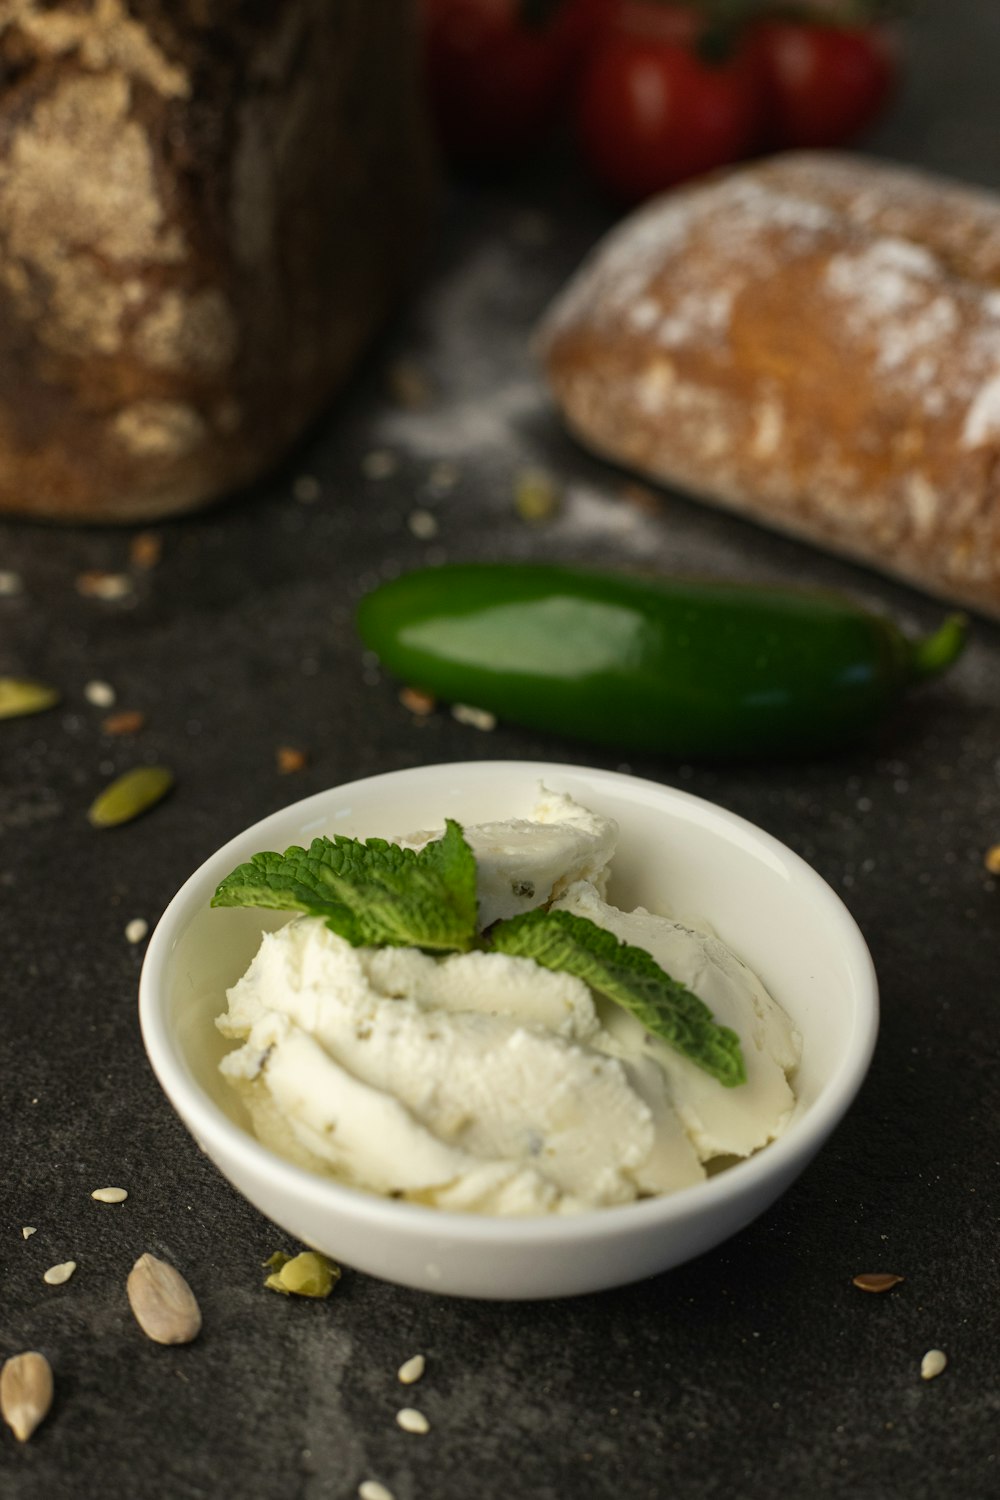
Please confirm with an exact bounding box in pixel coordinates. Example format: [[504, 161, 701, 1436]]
[[211, 819, 478, 953], [490, 909, 746, 1088]]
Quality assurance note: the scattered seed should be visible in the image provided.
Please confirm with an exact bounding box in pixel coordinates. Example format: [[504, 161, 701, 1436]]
[[1, 1352, 53, 1442], [408, 508, 439, 540], [920, 1348, 947, 1380], [400, 687, 436, 717], [427, 461, 459, 495], [514, 468, 561, 524], [91, 1187, 128, 1204], [359, 1482, 395, 1500], [0, 570, 23, 596], [397, 1354, 425, 1385], [129, 531, 163, 570], [395, 1407, 430, 1434], [76, 570, 131, 601], [102, 709, 146, 736], [127, 1253, 201, 1345], [984, 844, 1000, 875], [84, 680, 116, 708], [263, 1250, 340, 1298], [452, 703, 497, 732], [386, 359, 433, 410], [87, 766, 173, 828], [125, 918, 148, 944], [43, 1261, 77, 1286], [852, 1273, 904, 1293], [362, 449, 399, 481], [620, 480, 664, 515], [22, 1227, 36, 1239], [276, 746, 308, 775], [293, 474, 322, 504], [0, 677, 60, 720]]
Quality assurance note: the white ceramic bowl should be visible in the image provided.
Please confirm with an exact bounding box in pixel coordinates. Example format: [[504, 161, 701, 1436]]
[[139, 761, 878, 1300]]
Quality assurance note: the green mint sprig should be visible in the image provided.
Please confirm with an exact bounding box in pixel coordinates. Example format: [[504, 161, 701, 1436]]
[[212, 818, 478, 953], [212, 821, 745, 1087], [491, 908, 745, 1088]]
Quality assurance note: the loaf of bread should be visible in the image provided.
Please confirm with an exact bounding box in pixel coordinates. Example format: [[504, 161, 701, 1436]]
[[539, 152, 1000, 618], [0, 0, 432, 522]]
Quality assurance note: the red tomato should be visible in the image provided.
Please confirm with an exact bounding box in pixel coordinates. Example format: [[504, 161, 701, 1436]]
[[576, 13, 762, 202], [752, 21, 899, 150], [421, 0, 600, 166]]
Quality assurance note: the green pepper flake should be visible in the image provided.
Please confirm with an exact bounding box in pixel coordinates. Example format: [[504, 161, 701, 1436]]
[[262, 1250, 340, 1299]]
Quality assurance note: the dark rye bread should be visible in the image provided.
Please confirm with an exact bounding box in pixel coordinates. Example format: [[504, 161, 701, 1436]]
[[538, 152, 1000, 619], [0, 0, 432, 522]]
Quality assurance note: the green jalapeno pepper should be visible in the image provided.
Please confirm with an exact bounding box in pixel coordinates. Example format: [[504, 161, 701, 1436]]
[[356, 564, 967, 757]]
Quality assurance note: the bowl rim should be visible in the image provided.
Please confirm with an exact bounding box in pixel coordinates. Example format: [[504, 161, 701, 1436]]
[[139, 759, 879, 1246]]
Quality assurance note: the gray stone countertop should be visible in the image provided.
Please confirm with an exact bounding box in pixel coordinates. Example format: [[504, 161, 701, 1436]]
[[2, 3, 998, 1496]]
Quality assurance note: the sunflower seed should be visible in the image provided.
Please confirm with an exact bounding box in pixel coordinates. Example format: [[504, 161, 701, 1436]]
[[91, 1186, 128, 1203], [262, 1250, 340, 1298], [1, 1351, 53, 1442], [395, 1407, 429, 1434], [43, 1261, 77, 1286], [127, 1253, 202, 1344], [22, 1226, 36, 1239], [0, 678, 60, 720], [920, 1348, 947, 1380], [87, 766, 173, 828], [397, 1354, 425, 1385]]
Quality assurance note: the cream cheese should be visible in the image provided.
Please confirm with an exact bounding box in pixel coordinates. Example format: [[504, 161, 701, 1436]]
[[217, 792, 799, 1215]]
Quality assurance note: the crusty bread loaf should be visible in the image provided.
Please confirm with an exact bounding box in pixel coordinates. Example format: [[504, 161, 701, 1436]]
[[0, 0, 432, 522], [539, 152, 1000, 618]]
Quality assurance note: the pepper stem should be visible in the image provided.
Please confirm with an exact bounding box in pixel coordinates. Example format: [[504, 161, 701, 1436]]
[[909, 614, 969, 681]]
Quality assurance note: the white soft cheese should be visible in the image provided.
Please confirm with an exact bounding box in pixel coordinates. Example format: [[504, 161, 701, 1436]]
[[217, 794, 801, 1215], [400, 789, 618, 927], [553, 881, 801, 1160], [219, 918, 704, 1213]]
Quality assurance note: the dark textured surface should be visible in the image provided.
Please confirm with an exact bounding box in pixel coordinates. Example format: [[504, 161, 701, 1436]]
[[2, 5, 999, 1497]]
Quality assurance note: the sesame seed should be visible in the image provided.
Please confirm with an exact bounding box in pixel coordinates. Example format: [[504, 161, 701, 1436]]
[[125, 919, 148, 945], [920, 1348, 947, 1380], [359, 1483, 395, 1500], [84, 680, 116, 708], [91, 1187, 128, 1204], [397, 1354, 425, 1385], [43, 1261, 77, 1286], [395, 1407, 429, 1434]]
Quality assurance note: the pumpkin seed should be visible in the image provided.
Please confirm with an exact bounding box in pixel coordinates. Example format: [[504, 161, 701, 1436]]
[[87, 766, 173, 828], [127, 1253, 201, 1345], [1, 1351, 53, 1442], [0, 678, 60, 720], [263, 1250, 340, 1299]]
